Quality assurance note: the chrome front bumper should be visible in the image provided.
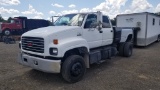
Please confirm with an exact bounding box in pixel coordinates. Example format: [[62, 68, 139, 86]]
[[17, 52, 61, 73]]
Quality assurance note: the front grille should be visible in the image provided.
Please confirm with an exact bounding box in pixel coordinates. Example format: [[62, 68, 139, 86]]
[[22, 37, 44, 53]]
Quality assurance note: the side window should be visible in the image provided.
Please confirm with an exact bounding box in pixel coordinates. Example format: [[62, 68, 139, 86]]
[[15, 20, 20, 24], [153, 18, 155, 25], [103, 16, 111, 28], [84, 14, 97, 28]]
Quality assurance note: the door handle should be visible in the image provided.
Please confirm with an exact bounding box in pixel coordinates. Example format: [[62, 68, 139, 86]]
[[111, 30, 113, 32], [99, 30, 103, 33]]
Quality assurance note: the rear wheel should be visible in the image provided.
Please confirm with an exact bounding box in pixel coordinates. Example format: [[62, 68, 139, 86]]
[[61, 55, 86, 83], [123, 42, 133, 57], [119, 42, 133, 57], [118, 43, 125, 56]]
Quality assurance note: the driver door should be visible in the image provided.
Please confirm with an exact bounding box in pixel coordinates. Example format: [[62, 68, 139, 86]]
[[82, 14, 102, 49]]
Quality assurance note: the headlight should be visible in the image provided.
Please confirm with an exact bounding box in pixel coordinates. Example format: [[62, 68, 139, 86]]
[[49, 48, 58, 55]]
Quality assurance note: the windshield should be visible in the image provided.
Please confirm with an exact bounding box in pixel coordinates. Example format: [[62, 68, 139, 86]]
[[54, 14, 86, 26]]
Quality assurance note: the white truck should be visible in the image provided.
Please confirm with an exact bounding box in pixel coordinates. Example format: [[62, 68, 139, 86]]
[[18, 11, 133, 83], [117, 12, 160, 46]]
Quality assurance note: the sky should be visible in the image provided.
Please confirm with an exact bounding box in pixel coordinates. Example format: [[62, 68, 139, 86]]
[[0, 0, 160, 20]]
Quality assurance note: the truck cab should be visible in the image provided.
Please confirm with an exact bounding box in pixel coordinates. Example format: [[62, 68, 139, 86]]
[[10, 18, 22, 29], [1, 18, 22, 36], [54, 12, 114, 48], [18, 11, 133, 83], [0, 17, 50, 36]]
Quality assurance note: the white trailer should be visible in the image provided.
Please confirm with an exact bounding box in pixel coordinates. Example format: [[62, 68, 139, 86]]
[[116, 12, 160, 46]]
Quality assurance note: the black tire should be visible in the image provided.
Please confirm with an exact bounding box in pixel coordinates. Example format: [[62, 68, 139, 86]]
[[118, 43, 125, 56], [3, 29, 11, 36], [123, 42, 133, 57], [61, 55, 86, 83]]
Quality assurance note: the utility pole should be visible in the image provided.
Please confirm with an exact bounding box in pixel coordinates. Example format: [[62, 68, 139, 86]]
[[0, 14, 2, 22]]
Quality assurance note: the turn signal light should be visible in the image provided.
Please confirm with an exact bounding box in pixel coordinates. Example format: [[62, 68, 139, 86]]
[[53, 39, 58, 44]]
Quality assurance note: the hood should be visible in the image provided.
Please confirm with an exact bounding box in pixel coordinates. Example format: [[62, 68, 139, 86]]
[[1, 23, 11, 26], [1, 23, 10, 31], [22, 26, 81, 37], [1, 23, 12, 26], [2, 22, 10, 24]]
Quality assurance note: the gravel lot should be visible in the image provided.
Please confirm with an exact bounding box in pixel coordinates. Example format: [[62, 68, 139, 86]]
[[0, 42, 160, 90]]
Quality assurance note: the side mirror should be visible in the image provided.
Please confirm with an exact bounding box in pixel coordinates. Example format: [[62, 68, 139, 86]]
[[90, 21, 103, 33], [97, 21, 103, 33], [90, 22, 98, 28]]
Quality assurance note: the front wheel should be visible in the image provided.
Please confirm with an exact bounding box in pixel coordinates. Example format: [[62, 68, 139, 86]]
[[61, 55, 86, 83], [3, 29, 11, 36]]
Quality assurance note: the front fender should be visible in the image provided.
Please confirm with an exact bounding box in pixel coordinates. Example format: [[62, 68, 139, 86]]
[[2, 27, 10, 31], [49, 37, 89, 57]]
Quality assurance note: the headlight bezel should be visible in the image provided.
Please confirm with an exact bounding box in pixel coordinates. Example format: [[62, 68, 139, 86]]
[[49, 48, 58, 55]]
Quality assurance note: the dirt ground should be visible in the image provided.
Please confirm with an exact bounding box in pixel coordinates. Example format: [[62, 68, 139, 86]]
[[0, 42, 160, 90]]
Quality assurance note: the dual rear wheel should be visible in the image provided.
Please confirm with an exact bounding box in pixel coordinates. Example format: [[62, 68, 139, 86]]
[[119, 42, 133, 57]]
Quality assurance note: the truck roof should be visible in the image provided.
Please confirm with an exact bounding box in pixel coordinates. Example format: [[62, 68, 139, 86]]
[[14, 17, 27, 20], [63, 12, 95, 15], [63, 11, 109, 15], [61, 12, 110, 18]]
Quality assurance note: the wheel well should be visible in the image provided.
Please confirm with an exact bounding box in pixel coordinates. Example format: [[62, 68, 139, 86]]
[[126, 34, 133, 42], [2, 28, 10, 31], [62, 47, 89, 68], [62, 47, 88, 61]]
